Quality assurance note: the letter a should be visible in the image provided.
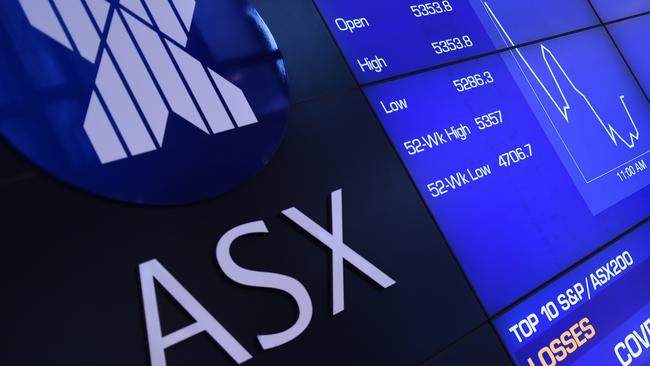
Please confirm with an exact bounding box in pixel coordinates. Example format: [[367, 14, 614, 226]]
[[139, 259, 252, 365]]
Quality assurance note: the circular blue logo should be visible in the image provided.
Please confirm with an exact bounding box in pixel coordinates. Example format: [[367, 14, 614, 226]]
[[0, 0, 289, 204]]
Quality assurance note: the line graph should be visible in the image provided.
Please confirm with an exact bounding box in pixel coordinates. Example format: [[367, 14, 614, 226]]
[[482, 2, 649, 184]]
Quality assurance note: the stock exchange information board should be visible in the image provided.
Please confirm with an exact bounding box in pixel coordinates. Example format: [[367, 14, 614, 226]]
[[315, 0, 650, 365], [0, 1, 648, 365]]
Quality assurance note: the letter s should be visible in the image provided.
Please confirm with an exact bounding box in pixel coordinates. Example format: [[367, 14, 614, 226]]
[[560, 330, 578, 353], [216, 220, 313, 350], [550, 338, 567, 362], [579, 317, 596, 340]]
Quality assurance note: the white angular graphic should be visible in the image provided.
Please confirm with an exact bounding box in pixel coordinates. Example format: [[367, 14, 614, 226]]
[[18, 0, 259, 163]]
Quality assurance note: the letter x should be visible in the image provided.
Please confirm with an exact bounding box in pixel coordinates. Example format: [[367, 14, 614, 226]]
[[282, 189, 396, 315]]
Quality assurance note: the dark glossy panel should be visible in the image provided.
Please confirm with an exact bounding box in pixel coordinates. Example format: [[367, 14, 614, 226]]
[[0, 137, 36, 184], [422, 324, 513, 366], [251, 0, 357, 102], [0, 90, 485, 365]]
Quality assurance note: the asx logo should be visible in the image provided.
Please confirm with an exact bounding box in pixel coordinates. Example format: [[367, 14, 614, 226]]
[[0, 0, 289, 204], [139, 189, 397, 365], [19, 0, 259, 164]]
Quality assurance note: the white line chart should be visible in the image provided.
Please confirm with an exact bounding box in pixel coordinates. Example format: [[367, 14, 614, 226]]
[[483, 2, 649, 183]]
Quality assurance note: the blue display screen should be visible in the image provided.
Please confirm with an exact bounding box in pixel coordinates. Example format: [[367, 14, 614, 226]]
[[314, 0, 650, 362], [591, 0, 650, 22], [315, 0, 650, 314], [608, 15, 650, 98], [314, 0, 598, 82], [364, 27, 650, 313], [494, 220, 650, 366]]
